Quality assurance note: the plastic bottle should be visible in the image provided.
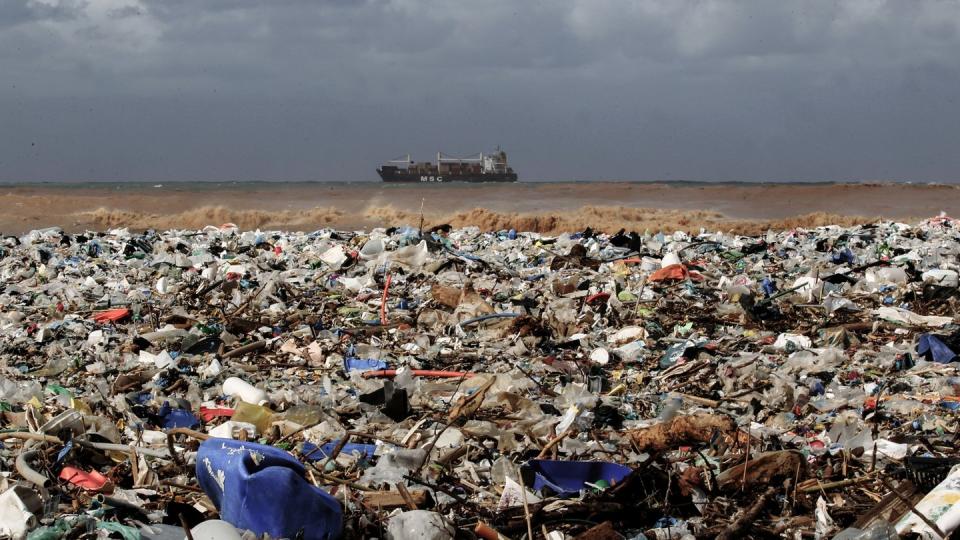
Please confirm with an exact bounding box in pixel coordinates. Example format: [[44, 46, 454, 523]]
[[188, 520, 243, 540], [222, 377, 268, 405], [230, 401, 275, 434], [281, 405, 325, 427], [832, 522, 899, 540], [658, 396, 683, 422], [386, 510, 455, 540]]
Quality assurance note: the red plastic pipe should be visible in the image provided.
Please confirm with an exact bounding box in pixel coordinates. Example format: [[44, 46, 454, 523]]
[[361, 369, 474, 379], [380, 273, 392, 323]]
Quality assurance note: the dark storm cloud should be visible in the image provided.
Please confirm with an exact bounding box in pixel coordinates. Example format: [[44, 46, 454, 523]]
[[2, 0, 960, 182]]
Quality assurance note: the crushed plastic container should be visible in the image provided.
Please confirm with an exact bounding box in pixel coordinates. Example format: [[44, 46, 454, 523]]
[[196, 439, 343, 540]]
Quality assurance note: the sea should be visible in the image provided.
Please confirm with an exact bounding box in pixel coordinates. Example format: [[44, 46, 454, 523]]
[[1, 180, 957, 235]]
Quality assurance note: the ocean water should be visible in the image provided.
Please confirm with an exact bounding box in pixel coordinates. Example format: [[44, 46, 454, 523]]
[[1, 180, 957, 234]]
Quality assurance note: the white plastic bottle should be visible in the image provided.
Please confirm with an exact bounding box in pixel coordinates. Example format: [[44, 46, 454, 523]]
[[221, 377, 268, 405]]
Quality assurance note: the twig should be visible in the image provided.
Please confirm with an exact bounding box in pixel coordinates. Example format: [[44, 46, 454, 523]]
[[166, 433, 184, 466], [166, 428, 210, 441], [800, 474, 876, 493], [321, 433, 352, 471], [222, 339, 267, 359], [403, 474, 469, 505], [519, 474, 534, 540], [741, 426, 750, 491], [180, 514, 194, 540], [395, 482, 418, 510], [414, 374, 471, 475], [716, 486, 775, 540], [879, 477, 946, 538], [419, 198, 425, 237], [536, 427, 572, 459], [228, 279, 271, 319], [303, 461, 372, 491], [161, 480, 204, 493]]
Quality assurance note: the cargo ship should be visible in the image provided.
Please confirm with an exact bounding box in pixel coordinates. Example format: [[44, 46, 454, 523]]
[[377, 148, 518, 183]]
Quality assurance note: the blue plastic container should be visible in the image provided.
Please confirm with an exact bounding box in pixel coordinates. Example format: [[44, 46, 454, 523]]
[[196, 439, 343, 540]]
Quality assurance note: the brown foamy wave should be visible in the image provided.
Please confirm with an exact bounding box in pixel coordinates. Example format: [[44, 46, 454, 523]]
[[73, 204, 881, 235], [77, 206, 346, 231], [364, 205, 880, 236]]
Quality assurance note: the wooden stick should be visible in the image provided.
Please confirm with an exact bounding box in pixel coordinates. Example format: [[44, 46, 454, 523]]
[[166, 433, 184, 466], [166, 427, 210, 441], [536, 427, 572, 459], [129, 447, 140, 487], [395, 482, 418, 510], [321, 433, 351, 471], [518, 474, 534, 540], [180, 514, 194, 540], [222, 339, 267, 359], [717, 486, 775, 540], [161, 481, 204, 493], [879, 477, 947, 538], [799, 473, 878, 493], [741, 426, 750, 491], [419, 198, 425, 237], [0, 432, 61, 444], [676, 393, 719, 408]]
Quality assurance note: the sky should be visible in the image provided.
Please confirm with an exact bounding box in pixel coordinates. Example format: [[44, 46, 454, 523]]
[[2, 0, 960, 182]]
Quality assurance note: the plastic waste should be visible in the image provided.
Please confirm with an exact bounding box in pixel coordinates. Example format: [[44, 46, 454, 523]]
[[230, 401, 275, 434], [196, 439, 343, 540], [2, 214, 960, 536], [917, 333, 957, 363], [386, 510, 456, 540], [221, 377, 268, 405], [188, 520, 244, 540], [521, 460, 632, 497], [922, 269, 959, 288], [831, 522, 899, 539], [302, 440, 377, 462], [0, 486, 41, 539], [894, 464, 960, 538]]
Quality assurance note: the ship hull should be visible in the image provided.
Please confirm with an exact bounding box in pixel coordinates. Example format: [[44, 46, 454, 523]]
[[377, 169, 517, 183]]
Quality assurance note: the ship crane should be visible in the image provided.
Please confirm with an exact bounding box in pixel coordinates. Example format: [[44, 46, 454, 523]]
[[436, 152, 483, 164], [387, 154, 412, 165]]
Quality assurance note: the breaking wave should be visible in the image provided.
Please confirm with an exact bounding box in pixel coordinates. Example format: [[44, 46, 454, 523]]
[[76, 204, 881, 236], [365, 205, 879, 236], [79, 206, 346, 231]]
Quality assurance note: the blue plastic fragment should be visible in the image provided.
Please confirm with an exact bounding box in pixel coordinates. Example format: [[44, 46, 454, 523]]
[[197, 439, 343, 540], [302, 440, 377, 462], [917, 334, 957, 363], [157, 401, 200, 429], [343, 358, 388, 372], [521, 459, 632, 498], [761, 277, 777, 297], [55, 440, 73, 468], [830, 248, 856, 265]]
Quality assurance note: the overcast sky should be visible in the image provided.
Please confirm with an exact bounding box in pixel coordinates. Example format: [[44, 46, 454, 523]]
[[2, 0, 960, 182]]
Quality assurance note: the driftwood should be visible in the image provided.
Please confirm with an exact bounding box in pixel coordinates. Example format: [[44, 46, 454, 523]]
[[628, 413, 735, 452], [715, 486, 777, 540], [717, 450, 807, 491]]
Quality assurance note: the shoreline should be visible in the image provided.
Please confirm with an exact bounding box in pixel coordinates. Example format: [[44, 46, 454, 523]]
[[2, 182, 957, 235]]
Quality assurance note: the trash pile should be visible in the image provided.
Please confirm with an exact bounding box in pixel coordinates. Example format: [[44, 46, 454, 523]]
[[0, 215, 958, 539]]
